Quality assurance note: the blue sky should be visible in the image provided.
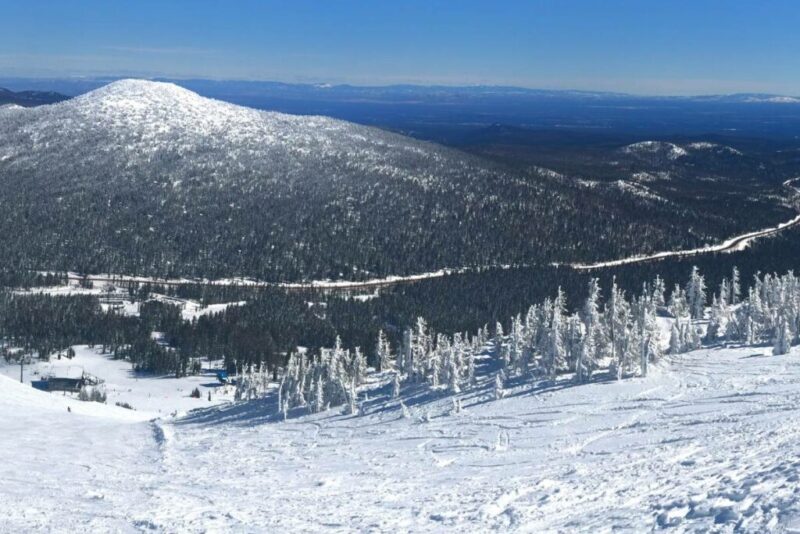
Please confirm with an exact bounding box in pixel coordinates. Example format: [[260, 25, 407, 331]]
[[0, 0, 798, 95]]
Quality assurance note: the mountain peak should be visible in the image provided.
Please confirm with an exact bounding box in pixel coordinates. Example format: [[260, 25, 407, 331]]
[[86, 78, 193, 96], [75, 78, 210, 109]]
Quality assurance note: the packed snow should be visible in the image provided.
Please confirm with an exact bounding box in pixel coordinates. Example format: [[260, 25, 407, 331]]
[[0, 345, 234, 417], [3, 335, 800, 531]]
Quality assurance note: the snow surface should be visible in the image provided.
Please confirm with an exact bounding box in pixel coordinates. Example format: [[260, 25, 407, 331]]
[[18, 279, 246, 320], [32, 265, 521, 293], [4, 342, 800, 531], [0, 345, 234, 417]]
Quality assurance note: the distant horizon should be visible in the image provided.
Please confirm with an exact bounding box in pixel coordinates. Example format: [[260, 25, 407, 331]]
[[2, 1, 799, 97], [2, 74, 799, 101]]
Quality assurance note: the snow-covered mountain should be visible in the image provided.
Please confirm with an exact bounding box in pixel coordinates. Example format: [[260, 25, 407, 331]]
[[0, 79, 701, 280], [0, 79, 466, 188]]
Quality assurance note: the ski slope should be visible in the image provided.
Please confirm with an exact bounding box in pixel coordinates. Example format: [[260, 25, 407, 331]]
[[0, 345, 235, 417], [3, 343, 800, 531]]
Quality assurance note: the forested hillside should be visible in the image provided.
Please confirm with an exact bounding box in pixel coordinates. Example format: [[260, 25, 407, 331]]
[[0, 87, 67, 107], [0, 79, 784, 282]]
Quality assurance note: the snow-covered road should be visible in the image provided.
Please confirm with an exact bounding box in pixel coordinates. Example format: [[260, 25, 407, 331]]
[[567, 177, 800, 271], [4, 343, 800, 531]]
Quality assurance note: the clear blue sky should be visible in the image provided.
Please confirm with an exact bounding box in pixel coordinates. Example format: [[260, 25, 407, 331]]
[[0, 0, 798, 95]]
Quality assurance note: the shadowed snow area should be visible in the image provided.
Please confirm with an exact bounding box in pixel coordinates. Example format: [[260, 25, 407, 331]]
[[3, 345, 800, 531]]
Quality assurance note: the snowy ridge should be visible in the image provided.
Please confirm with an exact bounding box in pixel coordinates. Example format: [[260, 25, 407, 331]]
[[622, 140, 744, 160], [622, 140, 688, 160], [686, 141, 743, 156], [744, 95, 800, 104]]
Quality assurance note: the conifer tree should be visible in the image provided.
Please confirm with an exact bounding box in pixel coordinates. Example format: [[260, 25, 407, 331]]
[[773, 316, 793, 355], [731, 267, 741, 305], [376, 329, 393, 373], [686, 266, 707, 320]]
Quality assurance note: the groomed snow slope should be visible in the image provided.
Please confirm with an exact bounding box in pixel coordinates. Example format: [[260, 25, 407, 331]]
[[3, 345, 800, 532], [0, 345, 235, 417], [0, 374, 159, 531]]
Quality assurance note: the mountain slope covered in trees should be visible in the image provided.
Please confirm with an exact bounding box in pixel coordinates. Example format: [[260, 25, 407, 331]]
[[0, 87, 68, 108], [0, 79, 774, 281]]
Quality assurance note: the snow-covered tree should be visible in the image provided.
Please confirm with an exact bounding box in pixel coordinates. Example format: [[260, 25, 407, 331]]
[[606, 279, 632, 379], [705, 295, 727, 342], [652, 275, 667, 308], [668, 322, 682, 355], [267, 265, 800, 419], [577, 279, 604, 382], [542, 297, 566, 379], [494, 372, 505, 400], [633, 291, 660, 376], [773, 316, 792, 355], [686, 266, 707, 319], [731, 266, 741, 305], [399, 328, 413, 379], [668, 284, 689, 319], [376, 329, 393, 372]]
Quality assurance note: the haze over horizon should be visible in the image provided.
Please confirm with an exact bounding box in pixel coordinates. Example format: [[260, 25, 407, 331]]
[[2, 0, 799, 96]]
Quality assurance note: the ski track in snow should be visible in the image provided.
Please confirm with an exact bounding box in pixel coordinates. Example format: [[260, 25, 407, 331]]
[[4, 345, 800, 531]]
